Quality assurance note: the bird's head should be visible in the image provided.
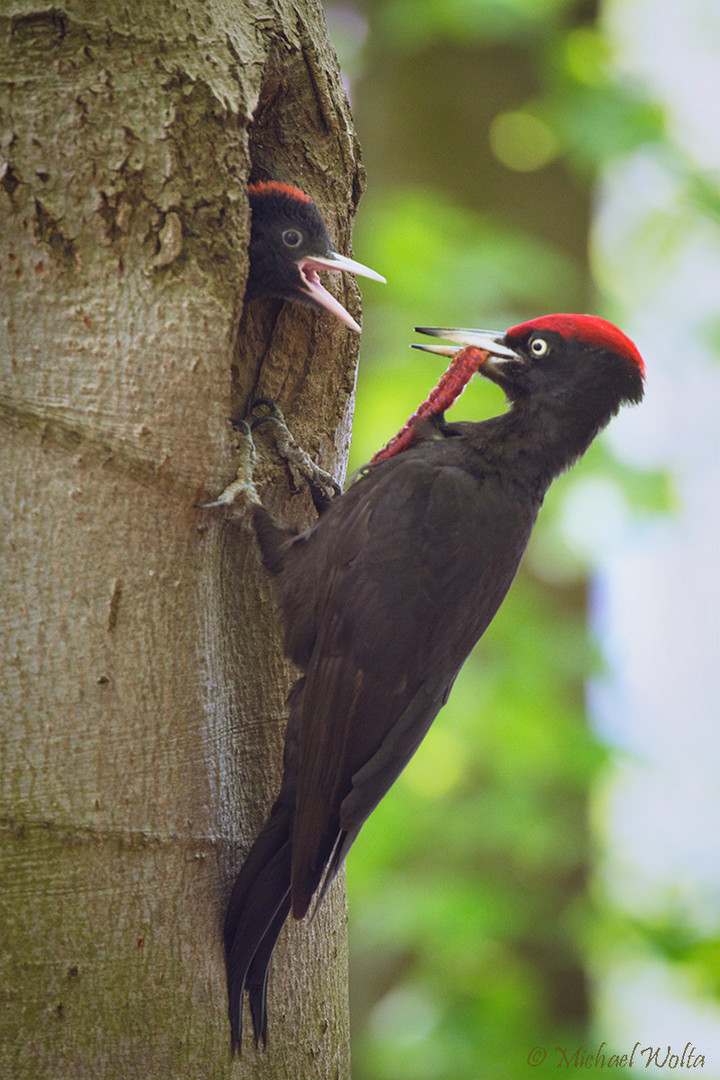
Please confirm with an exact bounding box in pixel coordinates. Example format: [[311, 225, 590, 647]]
[[415, 313, 645, 412], [245, 181, 385, 332]]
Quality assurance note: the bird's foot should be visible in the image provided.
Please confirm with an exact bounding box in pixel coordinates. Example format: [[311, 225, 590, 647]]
[[197, 420, 261, 508], [250, 399, 341, 513], [198, 401, 340, 514]]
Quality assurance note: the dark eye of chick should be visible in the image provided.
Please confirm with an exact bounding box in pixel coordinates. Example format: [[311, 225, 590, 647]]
[[282, 229, 302, 248]]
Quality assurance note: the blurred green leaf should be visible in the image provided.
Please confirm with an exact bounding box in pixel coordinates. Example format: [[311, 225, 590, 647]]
[[545, 84, 666, 168], [376, 0, 575, 51]]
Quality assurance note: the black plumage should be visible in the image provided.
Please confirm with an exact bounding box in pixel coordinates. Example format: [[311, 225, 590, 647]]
[[222, 313, 645, 1051]]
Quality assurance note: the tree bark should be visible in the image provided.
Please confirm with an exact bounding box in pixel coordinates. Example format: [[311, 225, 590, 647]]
[[0, 2, 363, 1076]]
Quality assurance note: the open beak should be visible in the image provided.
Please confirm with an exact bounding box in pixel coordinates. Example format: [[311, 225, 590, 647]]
[[297, 252, 386, 333], [412, 326, 519, 361]]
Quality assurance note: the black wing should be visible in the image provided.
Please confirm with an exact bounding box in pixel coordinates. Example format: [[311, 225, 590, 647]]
[[273, 450, 537, 917]]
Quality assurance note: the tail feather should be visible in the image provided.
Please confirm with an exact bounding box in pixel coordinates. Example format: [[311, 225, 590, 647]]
[[301, 829, 347, 922], [246, 892, 292, 1046], [224, 806, 293, 1054]]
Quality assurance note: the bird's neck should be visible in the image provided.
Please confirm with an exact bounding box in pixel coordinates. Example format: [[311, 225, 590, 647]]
[[455, 390, 620, 490]]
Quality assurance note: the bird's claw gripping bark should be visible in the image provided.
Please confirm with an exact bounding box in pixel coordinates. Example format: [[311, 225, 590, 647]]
[[250, 398, 341, 511], [197, 420, 261, 508], [199, 400, 340, 513]]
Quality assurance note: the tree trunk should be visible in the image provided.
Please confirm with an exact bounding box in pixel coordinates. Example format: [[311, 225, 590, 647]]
[[0, 2, 363, 1076]]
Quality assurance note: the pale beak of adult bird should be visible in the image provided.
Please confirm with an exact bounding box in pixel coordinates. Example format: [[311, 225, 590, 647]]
[[413, 326, 519, 358], [412, 326, 522, 379], [297, 253, 387, 333]]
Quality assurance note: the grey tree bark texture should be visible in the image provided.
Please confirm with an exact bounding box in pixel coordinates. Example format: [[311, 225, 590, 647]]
[[0, 2, 365, 1077]]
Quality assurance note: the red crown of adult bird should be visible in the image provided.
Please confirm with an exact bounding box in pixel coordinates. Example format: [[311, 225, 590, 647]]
[[245, 181, 385, 332], [220, 313, 645, 1053]]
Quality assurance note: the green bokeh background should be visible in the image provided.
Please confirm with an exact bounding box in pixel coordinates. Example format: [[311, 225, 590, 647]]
[[317, 0, 716, 1077]]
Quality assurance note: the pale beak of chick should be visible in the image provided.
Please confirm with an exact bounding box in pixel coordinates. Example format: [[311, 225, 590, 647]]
[[297, 253, 386, 333]]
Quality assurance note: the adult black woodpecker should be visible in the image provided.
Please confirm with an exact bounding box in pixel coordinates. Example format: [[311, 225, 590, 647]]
[[217, 313, 645, 1052], [245, 181, 385, 331]]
